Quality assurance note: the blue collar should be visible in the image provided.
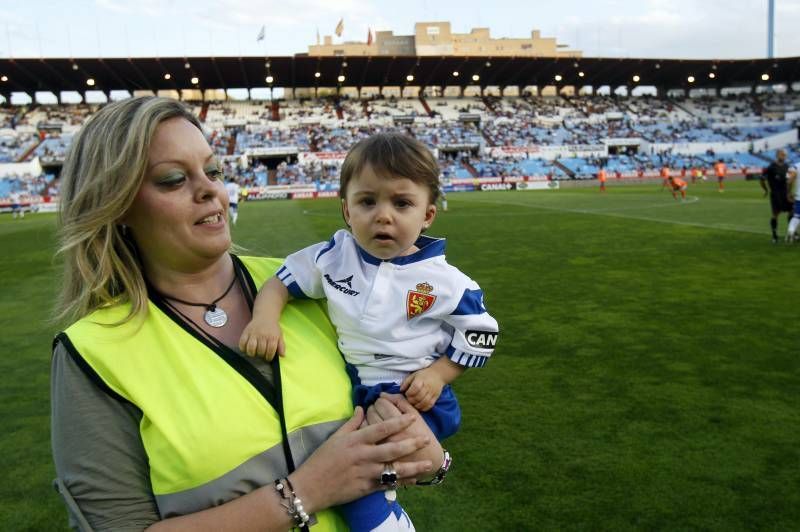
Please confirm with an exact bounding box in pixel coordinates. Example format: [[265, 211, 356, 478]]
[[356, 234, 446, 266]]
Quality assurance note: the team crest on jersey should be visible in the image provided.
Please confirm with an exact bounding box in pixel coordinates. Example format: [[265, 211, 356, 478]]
[[407, 282, 436, 319]]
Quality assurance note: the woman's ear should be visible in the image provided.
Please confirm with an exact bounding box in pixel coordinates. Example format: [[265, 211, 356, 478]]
[[117, 212, 130, 229]]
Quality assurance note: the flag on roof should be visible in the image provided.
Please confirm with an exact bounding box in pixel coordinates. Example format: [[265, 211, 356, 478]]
[[256, 25, 265, 42], [335, 18, 344, 37], [367, 27, 373, 45]]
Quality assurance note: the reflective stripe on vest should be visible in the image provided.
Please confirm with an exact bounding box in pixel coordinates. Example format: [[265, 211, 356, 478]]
[[63, 256, 351, 530]]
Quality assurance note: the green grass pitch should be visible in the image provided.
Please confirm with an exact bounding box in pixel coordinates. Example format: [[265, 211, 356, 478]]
[[1, 179, 798, 530]]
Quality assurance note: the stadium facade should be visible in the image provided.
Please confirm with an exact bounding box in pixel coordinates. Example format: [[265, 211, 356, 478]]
[[307, 21, 582, 59]]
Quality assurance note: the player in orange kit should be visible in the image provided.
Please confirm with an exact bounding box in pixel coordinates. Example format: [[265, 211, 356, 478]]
[[667, 175, 688, 201], [597, 166, 607, 193], [714, 159, 727, 192], [660, 164, 671, 190], [690, 166, 703, 184]]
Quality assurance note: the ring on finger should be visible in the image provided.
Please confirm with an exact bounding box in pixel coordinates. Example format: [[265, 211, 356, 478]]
[[379, 463, 398, 490]]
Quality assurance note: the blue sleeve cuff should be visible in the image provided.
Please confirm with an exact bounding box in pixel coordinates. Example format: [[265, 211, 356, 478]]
[[445, 344, 489, 368], [276, 266, 310, 299]]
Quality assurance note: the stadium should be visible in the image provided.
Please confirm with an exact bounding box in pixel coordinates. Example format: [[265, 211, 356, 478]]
[[1, 5, 799, 531]]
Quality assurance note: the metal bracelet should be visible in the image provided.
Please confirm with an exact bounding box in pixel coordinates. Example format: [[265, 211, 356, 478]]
[[416, 449, 452, 486]]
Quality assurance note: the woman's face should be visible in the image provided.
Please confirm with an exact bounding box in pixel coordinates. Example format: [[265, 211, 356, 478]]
[[123, 117, 230, 273]]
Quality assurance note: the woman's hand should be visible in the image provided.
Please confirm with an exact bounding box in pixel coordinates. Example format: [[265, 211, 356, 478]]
[[288, 406, 434, 513], [366, 393, 445, 481]]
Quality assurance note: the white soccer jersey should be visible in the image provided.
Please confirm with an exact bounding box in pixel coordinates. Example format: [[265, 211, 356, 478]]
[[277, 229, 498, 386], [225, 181, 240, 205]]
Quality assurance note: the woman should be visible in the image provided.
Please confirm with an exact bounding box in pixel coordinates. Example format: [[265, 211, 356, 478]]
[[51, 96, 445, 531]]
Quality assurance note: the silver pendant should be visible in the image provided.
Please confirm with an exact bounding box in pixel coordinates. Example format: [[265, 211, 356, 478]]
[[204, 306, 228, 328]]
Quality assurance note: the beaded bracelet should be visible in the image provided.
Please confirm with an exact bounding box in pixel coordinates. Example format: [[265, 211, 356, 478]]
[[274, 477, 312, 528]]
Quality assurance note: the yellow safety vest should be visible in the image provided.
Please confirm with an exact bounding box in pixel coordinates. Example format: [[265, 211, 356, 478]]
[[59, 256, 351, 530]]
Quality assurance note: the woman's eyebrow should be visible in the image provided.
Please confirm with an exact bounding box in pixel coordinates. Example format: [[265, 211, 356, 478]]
[[149, 152, 215, 170]]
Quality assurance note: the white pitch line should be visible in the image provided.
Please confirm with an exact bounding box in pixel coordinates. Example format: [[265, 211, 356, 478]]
[[457, 196, 767, 235]]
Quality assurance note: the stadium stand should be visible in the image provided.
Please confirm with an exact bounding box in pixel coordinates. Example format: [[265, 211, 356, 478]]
[[1, 90, 798, 202]]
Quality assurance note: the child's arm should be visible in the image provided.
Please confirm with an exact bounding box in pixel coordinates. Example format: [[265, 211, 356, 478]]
[[239, 276, 289, 360], [400, 357, 465, 412]]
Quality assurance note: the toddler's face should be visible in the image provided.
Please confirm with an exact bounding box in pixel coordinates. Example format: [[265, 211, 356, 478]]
[[342, 163, 436, 260]]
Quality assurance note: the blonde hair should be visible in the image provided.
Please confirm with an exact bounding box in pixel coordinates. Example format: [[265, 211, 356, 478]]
[[56, 96, 202, 325]]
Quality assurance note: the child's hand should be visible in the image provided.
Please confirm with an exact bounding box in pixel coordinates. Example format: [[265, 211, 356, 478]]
[[238, 320, 285, 361], [399, 367, 446, 412]]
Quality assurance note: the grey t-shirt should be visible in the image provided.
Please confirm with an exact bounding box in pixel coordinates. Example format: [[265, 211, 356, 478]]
[[50, 342, 275, 531]]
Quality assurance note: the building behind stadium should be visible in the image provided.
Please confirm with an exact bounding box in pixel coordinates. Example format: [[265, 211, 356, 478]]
[[307, 21, 581, 59]]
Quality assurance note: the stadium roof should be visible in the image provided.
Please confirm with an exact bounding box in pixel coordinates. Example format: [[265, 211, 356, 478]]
[[0, 55, 798, 95]]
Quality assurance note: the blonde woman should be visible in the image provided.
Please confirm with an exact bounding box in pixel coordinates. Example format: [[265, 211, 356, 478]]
[[51, 96, 444, 531]]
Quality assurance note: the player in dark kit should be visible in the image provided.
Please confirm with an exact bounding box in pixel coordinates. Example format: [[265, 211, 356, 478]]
[[760, 149, 795, 243]]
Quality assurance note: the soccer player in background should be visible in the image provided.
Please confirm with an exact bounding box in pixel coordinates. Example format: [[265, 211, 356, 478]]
[[597, 166, 607, 193], [660, 164, 671, 190], [691, 166, 703, 184], [667, 175, 688, 201], [714, 159, 727, 192], [761, 149, 794, 243], [225, 177, 241, 225], [785, 165, 799, 241], [9, 191, 24, 219], [438, 175, 449, 211]]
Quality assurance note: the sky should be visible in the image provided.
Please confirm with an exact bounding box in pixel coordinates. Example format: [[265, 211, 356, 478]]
[[1, 0, 799, 61]]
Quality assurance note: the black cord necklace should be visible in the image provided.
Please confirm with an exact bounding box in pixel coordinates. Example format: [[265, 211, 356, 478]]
[[159, 274, 238, 328]]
